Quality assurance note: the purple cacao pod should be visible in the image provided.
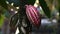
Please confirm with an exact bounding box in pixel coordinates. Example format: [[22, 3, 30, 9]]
[[26, 5, 41, 27]]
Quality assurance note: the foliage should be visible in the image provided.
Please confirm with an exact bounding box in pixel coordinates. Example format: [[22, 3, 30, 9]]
[[0, 0, 51, 18], [0, 0, 7, 9], [39, 0, 51, 18], [7, 0, 20, 7], [0, 15, 5, 28]]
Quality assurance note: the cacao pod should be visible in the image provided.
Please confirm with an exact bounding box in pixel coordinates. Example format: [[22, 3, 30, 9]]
[[26, 5, 41, 27]]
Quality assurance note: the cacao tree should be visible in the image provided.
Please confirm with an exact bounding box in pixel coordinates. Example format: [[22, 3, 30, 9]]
[[0, 0, 59, 34]]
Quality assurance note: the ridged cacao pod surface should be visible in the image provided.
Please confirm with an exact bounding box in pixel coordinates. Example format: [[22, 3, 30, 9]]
[[26, 5, 41, 27]]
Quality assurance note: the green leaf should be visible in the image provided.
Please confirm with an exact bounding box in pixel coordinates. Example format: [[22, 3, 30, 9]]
[[39, 0, 51, 18], [0, 0, 7, 9], [0, 15, 5, 28]]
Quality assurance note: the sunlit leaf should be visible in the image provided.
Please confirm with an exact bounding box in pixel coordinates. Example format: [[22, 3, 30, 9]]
[[0, 15, 5, 28]]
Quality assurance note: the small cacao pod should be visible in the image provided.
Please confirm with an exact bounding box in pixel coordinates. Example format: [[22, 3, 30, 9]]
[[26, 5, 41, 27]]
